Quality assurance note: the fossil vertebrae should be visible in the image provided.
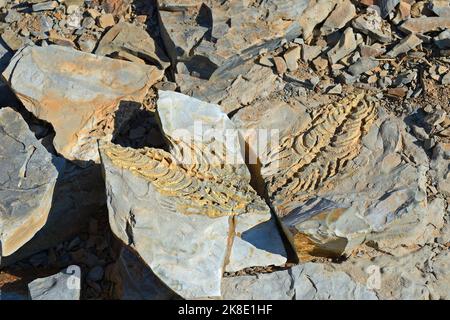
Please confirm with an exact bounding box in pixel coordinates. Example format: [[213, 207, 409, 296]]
[[263, 93, 377, 215], [102, 143, 268, 218]]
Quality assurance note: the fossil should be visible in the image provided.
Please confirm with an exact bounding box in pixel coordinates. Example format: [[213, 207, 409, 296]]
[[262, 93, 377, 216], [102, 143, 268, 218]]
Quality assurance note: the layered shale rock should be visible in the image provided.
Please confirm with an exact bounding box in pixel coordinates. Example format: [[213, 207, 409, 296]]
[[234, 93, 445, 260], [100, 91, 287, 298], [157, 0, 309, 80], [0, 107, 62, 258], [2, 45, 163, 163]]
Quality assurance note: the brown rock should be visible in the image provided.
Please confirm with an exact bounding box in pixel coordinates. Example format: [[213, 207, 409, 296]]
[[399, 0, 411, 20], [387, 87, 408, 98], [98, 14, 115, 28], [284, 46, 301, 72], [274, 56, 288, 74], [102, 0, 131, 16]]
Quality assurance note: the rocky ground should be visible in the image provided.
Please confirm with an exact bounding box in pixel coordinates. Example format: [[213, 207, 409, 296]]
[[0, 0, 449, 300]]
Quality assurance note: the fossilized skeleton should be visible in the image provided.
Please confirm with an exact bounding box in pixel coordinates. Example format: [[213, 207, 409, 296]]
[[102, 143, 268, 218], [262, 93, 377, 216]]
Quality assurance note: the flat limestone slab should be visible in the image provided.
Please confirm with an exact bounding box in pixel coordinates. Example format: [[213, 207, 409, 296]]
[[0, 107, 62, 258], [2, 45, 163, 163]]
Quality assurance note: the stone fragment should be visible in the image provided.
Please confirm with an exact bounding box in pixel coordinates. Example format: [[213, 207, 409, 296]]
[[284, 46, 300, 72], [352, 8, 392, 43], [348, 57, 379, 76], [98, 14, 115, 28], [158, 0, 309, 79], [0, 108, 62, 258], [387, 87, 408, 98], [299, 0, 339, 41], [379, 0, 400, 18], [102, 0, 131, 16], [258, 56, 273, 67], [442, 72, 450, 85], [399, 17, 450, 33], [312, 56, 328, 71], [273, 56, 288, 74], [434, 30, 450, 49], [32, 1, 58, 11], [28, 265, 81, 300], [2, 45, 163, 162], [327, 27, 357, 64], [1, 30, 24, 51], [387, 34, 422, 57], [301, 44, 322, 62], [96, 22, 170, 69], [398, 0, 411, 20], [320, 0, 356, 36], [100, 91, 287, 298], [431, 143, 450, 196], [360, 44, 385, 58]]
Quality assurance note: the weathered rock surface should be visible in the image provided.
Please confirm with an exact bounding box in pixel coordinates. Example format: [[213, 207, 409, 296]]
[[431, 143, 450, 196], [0, 107, 62, 258], [236, 94, 445, 260], [387, 33, 422, 57], [352, 8, 392, 43], [327, 27, 357, 64], [95, 22, 170, 70], [222, 262, 378, 300], [1, 163, 106, 266], [2, 45, 163, 163], [100, 91, 287, 298], [28, 265, 81, 300], [320, 0, 356, 36], [158, 0, 309, 79], [339, 244, 450, 300]]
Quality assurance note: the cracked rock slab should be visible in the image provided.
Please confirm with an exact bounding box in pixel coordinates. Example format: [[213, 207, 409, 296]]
[[0, 107, 62, 258], [100, 92, 287, 298], [2, 45, 163, 163]]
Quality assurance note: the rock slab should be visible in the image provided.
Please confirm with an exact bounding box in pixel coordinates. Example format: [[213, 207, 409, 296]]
[[0, 107, 62, 258], [2, 45, 163, 163]]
